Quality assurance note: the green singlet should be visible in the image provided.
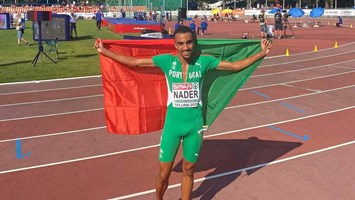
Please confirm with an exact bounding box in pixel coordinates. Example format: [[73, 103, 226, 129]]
[[153, 54, 220, 163]]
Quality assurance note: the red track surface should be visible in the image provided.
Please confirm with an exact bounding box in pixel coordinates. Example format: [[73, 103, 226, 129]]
[[1, 19, 355, 200]]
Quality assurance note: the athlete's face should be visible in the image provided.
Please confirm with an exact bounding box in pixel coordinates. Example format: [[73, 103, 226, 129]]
[[174, 32, 194, 61]]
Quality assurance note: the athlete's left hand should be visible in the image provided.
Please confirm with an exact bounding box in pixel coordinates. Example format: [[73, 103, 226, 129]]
[[261, 38, 272, 55]]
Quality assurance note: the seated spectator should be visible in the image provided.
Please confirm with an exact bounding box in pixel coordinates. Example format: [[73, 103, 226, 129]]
[[251, 14, 257, 23], [137, 12, 144, 20], [197, 19, 208, 35], [174, 20, 182, 31], [336, 16, 343, 27], [189, 20, 197, 41], [189, 20, 196, 32]]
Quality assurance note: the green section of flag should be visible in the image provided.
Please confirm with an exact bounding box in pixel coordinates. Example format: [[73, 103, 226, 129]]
[[197, 39, 263, 127]]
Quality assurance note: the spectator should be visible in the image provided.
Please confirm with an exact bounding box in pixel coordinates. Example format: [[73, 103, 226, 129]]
[[258, 9, 267, 38], [197, 19, 208, 35], [152, 10, 157, 22], [162, 19, 166, 29], [336, 16, 343, 27], [274, 9, 283, 39], [95, 9, 103, 31], [174, 20, 182, 31], [121, 9, 126, 18], [16, 13, 29, 46], [203, 14, 207, 21], [70, 12, 78, 38], [189, 20, 197, 41], [251, 14, 257, 23], [137, 12, 143, 20], [189, 20, 196, 32]]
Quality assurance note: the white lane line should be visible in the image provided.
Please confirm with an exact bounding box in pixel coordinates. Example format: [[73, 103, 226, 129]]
[[254, 58, 355, 78], [227, 85, 354, 109], [0, 106, 353, 175], [108, 140, 355, 200], [1, 79, 353, 122], [1, 48, 354, 96], [205, 106, 355, 139], [1, 65, 354, 108], [0, 126, 106, 143], [1, 56, 352, 98], [243, 70, 355, 90], [281, 84, 323, 92], [0, 75, 102, 86], [0, 143, 161, 175], [2, 60, 353, 107], [264, 41, 355, 59], [1, 85, 352, 143], [0, 94, 103, 107], [0, 84, 102, 96], [0, 108, 103, 122], [260, 50, 355, 68]]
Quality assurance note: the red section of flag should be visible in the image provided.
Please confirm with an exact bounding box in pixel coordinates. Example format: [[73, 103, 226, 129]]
[[100, 39, 176, 134]]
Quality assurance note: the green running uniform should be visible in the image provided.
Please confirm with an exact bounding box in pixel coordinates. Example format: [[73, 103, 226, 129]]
[[153, 54, 220, 163]]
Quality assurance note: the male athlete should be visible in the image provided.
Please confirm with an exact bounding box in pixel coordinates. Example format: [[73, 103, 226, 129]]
[[94, 25, 272, 200]]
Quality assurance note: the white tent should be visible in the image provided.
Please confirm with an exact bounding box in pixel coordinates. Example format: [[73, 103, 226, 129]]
[[206, 1, 223, 9]]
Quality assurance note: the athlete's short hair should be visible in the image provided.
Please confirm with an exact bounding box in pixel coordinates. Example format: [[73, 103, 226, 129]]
[[173, 25, 197, 44], [174, 25, 193, 37]]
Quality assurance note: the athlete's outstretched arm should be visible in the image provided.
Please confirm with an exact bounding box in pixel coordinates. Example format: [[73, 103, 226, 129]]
[[217, 38, 272, 71], [94, 38, 156, 67]]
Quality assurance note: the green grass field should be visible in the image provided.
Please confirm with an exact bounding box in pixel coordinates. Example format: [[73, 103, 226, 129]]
[[0, 19, 123, 83]]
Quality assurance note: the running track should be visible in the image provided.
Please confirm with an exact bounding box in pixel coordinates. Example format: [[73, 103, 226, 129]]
[[1, 42, 355, 199]]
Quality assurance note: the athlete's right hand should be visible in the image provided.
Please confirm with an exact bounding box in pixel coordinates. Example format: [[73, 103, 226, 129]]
[[94, 38, 105, 54]]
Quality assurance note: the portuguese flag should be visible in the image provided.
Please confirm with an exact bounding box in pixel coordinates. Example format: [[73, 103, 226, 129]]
[[99, 39, 264, 134]]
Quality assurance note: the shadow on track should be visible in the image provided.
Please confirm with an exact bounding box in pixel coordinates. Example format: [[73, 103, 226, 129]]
[[173, 137, 302, 200]]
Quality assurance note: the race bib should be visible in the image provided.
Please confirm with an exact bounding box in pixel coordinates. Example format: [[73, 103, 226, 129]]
[[172, 83, 200, 108]]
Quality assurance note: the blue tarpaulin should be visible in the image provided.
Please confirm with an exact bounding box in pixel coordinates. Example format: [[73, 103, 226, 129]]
[[106, 18, 161, 25]]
